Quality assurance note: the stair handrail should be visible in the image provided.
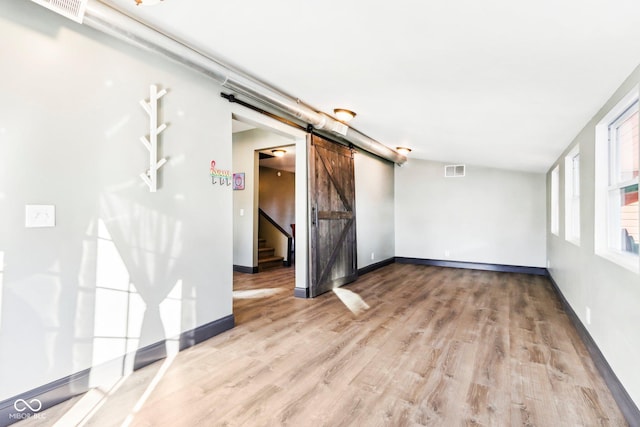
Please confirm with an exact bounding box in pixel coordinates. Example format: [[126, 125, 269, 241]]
[[258, 208, 293, 267], [258, 209, 293, 238]]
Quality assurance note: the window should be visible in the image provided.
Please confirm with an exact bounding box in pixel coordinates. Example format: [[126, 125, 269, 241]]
[[595, 86, 639, 272], [608, 101, 639, 255], [550, 165, 560, 236], [565, 147, 580, 243]]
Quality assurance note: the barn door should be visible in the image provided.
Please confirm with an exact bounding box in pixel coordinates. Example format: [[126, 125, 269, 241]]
[[308, 134, 357, 297]]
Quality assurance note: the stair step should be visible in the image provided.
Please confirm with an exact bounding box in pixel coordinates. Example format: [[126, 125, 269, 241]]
[[258, 238, 267, 248], [258, 248, 275, 260], [258, 255, 284, 271], [258, 255, 284, 263]]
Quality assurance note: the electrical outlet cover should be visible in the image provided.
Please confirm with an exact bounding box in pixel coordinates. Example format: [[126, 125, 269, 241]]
[[25, 205, 55, 228]]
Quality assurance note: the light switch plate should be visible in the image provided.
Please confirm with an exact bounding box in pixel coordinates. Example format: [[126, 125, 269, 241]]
[[25, 205, 55, 228]]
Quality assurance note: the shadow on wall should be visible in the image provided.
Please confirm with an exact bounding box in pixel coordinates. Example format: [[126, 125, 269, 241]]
[[0, 0, 231, 418], [96, 192, 194, 371], [0, 186, 198, 405]]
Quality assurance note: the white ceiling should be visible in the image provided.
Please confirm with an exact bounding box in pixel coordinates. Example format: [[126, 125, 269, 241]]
[[106, 0, 640, 172]]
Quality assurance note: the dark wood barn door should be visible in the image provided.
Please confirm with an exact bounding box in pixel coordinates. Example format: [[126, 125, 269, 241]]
[[308, 134, 357, 297]]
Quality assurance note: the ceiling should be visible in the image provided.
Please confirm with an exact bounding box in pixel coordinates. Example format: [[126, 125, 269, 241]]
[[105, 0, 640, 173], [258, 146, 296, 173]]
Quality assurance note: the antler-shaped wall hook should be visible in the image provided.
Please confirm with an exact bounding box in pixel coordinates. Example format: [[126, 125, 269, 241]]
[[139, 85, 168, 192]]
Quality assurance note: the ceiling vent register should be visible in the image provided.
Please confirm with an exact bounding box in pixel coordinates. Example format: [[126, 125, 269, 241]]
[[444, 164, 465, 178], [30, 0, 88, 24]]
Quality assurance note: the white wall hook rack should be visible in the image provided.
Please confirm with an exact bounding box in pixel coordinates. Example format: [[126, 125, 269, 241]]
[[139, 84, 168, 192]]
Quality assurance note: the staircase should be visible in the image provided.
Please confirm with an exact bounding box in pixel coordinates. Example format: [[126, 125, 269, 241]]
[[258, 238, 284, 271]]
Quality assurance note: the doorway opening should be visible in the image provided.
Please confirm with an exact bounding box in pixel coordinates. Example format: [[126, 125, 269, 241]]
[[230, 106, 364, 314], [256, 145, 296, 272], [231, 108, 309, 324]]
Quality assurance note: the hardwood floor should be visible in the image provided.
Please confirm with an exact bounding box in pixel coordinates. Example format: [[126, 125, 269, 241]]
[[18, 264, 627, 426]]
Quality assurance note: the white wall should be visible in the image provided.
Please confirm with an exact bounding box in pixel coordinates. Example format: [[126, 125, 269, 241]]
[[547, 62, 640, 407], [395, 159, 546, 267], [354, 151, 395, 268], [0, 0, 233, 400]]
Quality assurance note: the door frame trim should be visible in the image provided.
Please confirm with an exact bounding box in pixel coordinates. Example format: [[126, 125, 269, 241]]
[[230, 105, 309, 293]]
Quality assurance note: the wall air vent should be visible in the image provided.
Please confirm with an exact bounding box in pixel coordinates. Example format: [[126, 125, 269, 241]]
[[444, 164, 465, 178], [31, 0, 88, 24]]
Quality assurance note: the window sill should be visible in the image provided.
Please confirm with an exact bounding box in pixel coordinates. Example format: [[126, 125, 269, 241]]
[[596, 250, 640, 274], [566, 237, 581, 247]]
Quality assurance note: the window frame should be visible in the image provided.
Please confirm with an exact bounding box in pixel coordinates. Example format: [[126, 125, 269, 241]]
[[594, 85, 640, 273], [564, 146, 580, 244], [607, 102, 639, 254], [550, 164, 560, 236]]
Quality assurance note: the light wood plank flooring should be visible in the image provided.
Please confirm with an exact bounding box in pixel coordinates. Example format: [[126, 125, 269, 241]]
[[17, 264, 627, 426]]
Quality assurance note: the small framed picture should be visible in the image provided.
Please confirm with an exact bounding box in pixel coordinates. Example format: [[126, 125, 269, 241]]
[[233, 173, 245, 190]]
